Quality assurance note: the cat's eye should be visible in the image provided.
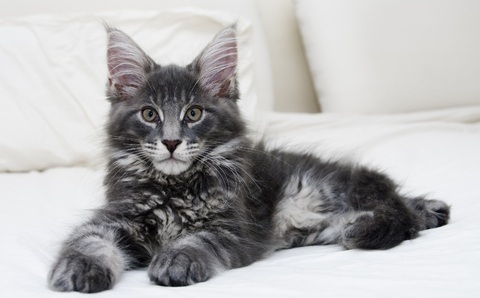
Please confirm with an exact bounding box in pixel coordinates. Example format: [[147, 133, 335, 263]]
[[141, 107, 158, 123], [185, 106, 203, 122]]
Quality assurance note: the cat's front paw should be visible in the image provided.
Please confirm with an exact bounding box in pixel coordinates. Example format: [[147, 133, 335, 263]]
[[48, 250, 115, 293], [148, 246, 220, 286]]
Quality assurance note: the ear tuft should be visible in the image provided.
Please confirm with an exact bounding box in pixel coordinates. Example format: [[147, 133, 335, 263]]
[[193, 26, 238, 99], [106, 26, 153, 100]]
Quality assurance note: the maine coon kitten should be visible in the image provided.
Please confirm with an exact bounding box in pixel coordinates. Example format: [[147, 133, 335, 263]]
[[48, 25, 450, 293]]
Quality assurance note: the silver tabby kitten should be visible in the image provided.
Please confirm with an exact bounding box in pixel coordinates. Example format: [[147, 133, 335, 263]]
[[48, 25, 450, 293]]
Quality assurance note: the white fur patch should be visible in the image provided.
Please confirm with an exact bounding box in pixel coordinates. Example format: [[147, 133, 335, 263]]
[[273, 175, 370, 248], [142, 140, 200, 176], [273, 176, 328, 245]]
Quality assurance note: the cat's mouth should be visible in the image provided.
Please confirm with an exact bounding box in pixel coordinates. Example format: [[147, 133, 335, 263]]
[[154, 156, 191, 176], [166, 152, 190, 162], [142, 141, 196, 176]]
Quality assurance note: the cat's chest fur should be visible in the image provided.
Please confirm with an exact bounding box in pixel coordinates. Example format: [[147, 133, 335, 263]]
[[111, 170, 232, 243]]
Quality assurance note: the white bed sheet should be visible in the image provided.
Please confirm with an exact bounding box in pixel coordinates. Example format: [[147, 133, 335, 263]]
[[1, 106, 480, 297]]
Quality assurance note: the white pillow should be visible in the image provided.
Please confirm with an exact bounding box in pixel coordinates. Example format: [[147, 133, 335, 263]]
[[0, 9, 272, 172], [295, 0, 480, 113]]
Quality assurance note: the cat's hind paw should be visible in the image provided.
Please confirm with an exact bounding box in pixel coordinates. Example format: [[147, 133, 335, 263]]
[[406, 197, 451, 229], [341, 207, 418, 250], [422, 199, 450, 229]]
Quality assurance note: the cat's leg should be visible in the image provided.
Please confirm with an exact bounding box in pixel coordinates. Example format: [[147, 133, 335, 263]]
[[271, 152, 450, 250], [339, 167, 450, 249], [273, 165, 429, 250], [48, 212, 139, 293], [148, 229, 259, 286], [340, 167, 448, 249]]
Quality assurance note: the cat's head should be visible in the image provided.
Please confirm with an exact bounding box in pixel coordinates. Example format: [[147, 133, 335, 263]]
[[105, 25, 246, 176]]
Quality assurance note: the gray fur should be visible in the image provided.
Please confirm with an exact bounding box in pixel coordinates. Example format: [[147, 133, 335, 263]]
[[48, 26, 450, 293]]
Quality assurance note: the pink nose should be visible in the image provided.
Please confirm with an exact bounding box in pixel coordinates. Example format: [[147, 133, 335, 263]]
[[162, 140, 182, 153]]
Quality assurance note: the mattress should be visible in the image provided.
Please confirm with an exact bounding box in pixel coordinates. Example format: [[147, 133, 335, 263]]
[[1, 106, 479, 297]]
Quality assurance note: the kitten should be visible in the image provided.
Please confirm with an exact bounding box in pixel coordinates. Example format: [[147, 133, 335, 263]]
[[48, 25, 450, 293]]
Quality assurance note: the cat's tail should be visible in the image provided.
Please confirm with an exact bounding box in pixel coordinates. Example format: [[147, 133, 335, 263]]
[[403, 196, 451, 230]]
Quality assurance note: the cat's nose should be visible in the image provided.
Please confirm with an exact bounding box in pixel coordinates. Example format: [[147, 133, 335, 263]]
[[162, 140, 182, 153]]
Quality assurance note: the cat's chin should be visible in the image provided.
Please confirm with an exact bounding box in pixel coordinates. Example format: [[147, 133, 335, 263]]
[[154, 159, 191, 176]]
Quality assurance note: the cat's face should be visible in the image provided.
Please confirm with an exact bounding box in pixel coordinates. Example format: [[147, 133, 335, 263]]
[[105, 26, 245, 176]]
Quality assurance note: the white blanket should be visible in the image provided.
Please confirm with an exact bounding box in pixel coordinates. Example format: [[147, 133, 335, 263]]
[[1, 106, 479, 297]]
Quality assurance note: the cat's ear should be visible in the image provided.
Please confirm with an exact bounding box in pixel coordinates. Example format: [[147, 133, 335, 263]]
[[106, 26, 154, 100], [191, 25, 238, 99]]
